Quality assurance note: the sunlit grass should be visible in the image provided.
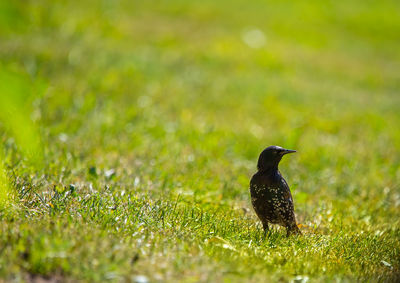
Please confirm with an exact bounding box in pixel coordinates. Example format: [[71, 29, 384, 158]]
[[0, 0, 399, 282], [0, 67, 44, 208]]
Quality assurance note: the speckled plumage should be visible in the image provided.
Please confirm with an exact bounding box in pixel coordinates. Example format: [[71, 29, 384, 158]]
[[250, 146, 301, 236]]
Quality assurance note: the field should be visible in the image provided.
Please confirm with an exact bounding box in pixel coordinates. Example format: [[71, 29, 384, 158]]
[[1, 0, 400, 282]]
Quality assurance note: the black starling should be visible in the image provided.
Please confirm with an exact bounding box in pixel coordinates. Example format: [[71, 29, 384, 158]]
[[250, 145, 301, 236]]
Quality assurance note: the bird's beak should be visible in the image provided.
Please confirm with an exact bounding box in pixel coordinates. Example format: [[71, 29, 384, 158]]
[[281, 149, 296, 155]]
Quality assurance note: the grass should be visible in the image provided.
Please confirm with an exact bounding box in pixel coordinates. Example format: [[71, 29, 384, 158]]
[[1, 0, 400, 281]]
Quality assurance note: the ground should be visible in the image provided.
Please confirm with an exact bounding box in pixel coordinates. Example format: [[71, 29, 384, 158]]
[[0, 0, 399, 282]]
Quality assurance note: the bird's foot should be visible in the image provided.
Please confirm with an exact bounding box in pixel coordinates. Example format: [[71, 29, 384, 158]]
[[286, 224, 302, 237]]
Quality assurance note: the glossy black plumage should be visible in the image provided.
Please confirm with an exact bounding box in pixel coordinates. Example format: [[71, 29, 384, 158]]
[[250, 146, 301, 236]]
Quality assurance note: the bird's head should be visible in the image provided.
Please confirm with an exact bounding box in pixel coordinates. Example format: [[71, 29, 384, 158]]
[[257, 145, 296, 171]]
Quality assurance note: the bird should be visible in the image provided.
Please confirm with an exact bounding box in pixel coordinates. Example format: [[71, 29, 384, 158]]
[[250, 145, 301, 236]]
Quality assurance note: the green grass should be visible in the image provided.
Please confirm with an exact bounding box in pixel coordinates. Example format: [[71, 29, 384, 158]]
[[1, 0, 400, 281]]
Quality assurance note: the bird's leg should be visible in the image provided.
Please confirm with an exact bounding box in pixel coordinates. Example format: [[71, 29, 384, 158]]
[[262, 221, 269, 238]]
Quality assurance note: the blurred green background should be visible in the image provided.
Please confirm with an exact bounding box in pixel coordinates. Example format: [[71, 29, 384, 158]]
[[0, 0, 399, 282]]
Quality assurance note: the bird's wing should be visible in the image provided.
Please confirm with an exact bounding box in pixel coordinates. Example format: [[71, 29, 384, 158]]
[[278, 177, 296, 224]]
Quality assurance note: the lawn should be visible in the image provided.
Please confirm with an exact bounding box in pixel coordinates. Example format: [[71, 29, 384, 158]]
[[0, 0, 399, 282]]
